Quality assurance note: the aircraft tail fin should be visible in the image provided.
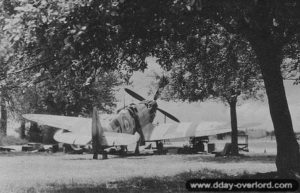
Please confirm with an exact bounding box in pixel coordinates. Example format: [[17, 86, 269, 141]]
[[92, 107, 104, 159]]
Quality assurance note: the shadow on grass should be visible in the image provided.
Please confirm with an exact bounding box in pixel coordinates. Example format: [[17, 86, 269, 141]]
[[23, 169, 229, 193], [63, 156, 147, 161], [183, 154, 276, 164], [23, 169, 298, 193], [0, 152, 58, 157], [64, 153, 156, 161]]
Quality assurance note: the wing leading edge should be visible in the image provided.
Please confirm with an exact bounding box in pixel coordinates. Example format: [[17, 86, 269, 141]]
[[23, 114, 91, 134], [53, 130, 139, 146], [23, 114, 140, 146], [145, 122, 231, 141]]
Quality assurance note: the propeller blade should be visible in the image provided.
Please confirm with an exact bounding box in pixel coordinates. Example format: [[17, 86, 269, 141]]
[[153, 75, 169, 101], [153, 89, 161, 101], [124, 88, 146, 101], [125, 88, 179, 122], [157, 108, 180, 122]]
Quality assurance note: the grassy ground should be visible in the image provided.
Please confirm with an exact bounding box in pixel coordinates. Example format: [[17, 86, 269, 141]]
[[0, 137, 292, 193], [20, 169, 298, 193], [20, 169, 231, 193], [0, 152, 279, 193]]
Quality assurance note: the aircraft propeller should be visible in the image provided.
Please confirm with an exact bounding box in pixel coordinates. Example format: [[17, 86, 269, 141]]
[[124, 88, 146, 101], [124, 88, 180, 122]]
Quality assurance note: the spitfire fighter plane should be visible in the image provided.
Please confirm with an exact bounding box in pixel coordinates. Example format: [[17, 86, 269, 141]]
[[23, 88, 231, 159]]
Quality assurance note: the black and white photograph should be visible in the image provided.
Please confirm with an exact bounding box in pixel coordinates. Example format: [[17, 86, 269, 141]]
[[0, 0, 300, 192]]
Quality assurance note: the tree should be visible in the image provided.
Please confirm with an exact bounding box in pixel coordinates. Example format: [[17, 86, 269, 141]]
[[2, 0, 148, 80], [1, 0, 122, 117], [161, 28, 263, 155], [0, 96, 7, 136], [0, 1, 122, 141], [0, 63, 8, 136], [195, 0, 300, 176], [113, 0, 300, 175], [0, 1, 12, 137], [2, 0, 300, 175]]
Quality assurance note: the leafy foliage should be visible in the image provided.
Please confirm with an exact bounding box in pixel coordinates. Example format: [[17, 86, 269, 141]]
[[8, 70, 120, 117], [1, 0, 300, 172], [112, 0, 300, 170], [163, 27, 264, 105], [1, 0, 125, 117]]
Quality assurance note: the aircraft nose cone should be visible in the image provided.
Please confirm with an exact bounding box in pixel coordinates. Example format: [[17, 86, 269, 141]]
[[150, 101, 158, 111]]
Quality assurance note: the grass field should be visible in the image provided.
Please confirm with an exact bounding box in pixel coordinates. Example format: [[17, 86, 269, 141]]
[[17, 169, 298, 193], [1, 137, 298, 193], [0, 152, 279, 193], [17, 169, 230, 193]]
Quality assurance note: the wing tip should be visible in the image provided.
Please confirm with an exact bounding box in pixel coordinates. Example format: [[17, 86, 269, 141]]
[[22, 114, 31, 119]]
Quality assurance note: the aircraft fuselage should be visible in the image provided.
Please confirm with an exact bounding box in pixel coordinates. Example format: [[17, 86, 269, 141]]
[[107, 100, 157, 136]]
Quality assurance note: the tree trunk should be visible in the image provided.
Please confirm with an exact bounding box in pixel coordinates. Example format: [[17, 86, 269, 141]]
[[0, 97, 7, 137], [253, 40, 300, 175], [20, 120, 26, 139], [229, 99, 239, 155]]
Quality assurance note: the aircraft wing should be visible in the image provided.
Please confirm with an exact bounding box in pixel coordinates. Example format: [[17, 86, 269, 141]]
[[23, 114, 113, 134], [23, 114, 139, 146], [54, 130, 139, 146], [23, 114, 92, 134], [144, 122, 231, 141]]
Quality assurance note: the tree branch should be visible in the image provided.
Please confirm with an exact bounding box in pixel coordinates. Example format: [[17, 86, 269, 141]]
[[7, 58, 55, 75]]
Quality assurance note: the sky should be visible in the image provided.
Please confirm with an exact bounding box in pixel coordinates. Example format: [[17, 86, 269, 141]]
[[115, 58, 300, 132]]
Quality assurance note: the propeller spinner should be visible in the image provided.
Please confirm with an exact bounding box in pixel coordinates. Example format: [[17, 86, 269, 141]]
[[124, 88, 180, 122]]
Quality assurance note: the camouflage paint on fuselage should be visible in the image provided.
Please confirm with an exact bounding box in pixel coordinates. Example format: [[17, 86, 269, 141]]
[[108, 100, 157, 135]]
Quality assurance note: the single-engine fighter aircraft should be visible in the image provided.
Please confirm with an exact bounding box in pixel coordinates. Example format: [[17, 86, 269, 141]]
[[23, 88, 231, 159]]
